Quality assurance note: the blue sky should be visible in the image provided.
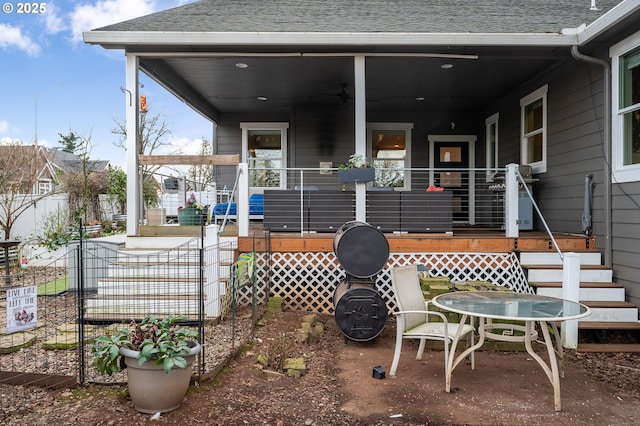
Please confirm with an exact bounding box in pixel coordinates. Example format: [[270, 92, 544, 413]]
[[0, 0, 210, 169]]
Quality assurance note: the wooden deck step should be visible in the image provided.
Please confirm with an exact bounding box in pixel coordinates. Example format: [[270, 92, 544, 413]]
[[523, 264, 611, 270], [576, 343, 640, 353], [578, 321, 640, 330], [583, 301, 638, 309], [531, 281, 623, 289], [524, 264, 612, 282], [531, 281, 626, 302], [579, 301, 639, 322]]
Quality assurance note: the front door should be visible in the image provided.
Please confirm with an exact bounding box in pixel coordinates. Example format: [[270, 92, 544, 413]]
[[428, 135, 476, 224]]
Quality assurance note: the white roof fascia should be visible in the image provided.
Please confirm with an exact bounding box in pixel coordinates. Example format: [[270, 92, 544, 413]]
[[576, 0, 640, 45], [83, 31, 578, 48]]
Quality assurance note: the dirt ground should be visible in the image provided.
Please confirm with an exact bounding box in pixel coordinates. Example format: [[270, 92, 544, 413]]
[[2, 309, 640, 425]]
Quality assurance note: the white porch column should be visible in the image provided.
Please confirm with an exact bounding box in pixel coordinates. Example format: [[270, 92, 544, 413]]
[[505, 163, 519, 238], [354, 54, 367, 222], [125, 54, 141, 236], [561, 252, 581, 348], [237, 163, 249, 237]]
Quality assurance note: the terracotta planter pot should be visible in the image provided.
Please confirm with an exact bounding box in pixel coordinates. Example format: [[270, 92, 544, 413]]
[[119, 342, 201, 413]]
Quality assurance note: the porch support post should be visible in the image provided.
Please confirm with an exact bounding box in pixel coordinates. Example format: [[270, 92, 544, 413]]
[[354, 54, 367, 222], [561, 252, 581, 348], [125, 54, 140, 236], [237, 162, 249, 237], [505, 163, 519, 238]]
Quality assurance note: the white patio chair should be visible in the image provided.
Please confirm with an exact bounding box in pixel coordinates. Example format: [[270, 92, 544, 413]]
[[389, 264, 475, 379]]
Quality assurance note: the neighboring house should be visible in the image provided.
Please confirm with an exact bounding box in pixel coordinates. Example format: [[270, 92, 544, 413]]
[[46, 148, 110, 181], [84, 1, 640, 306], [0, 145, 110, 240], [0, 144, 58, 196]]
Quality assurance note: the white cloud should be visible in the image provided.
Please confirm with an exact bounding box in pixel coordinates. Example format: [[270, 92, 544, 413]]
[[42, 3, 67, 35], [0, 136, 23, 146], [69, 0, 157, 44], [0, 24, 41, 56], [166, 136, 204, 156], [0, 121, 9, 134]]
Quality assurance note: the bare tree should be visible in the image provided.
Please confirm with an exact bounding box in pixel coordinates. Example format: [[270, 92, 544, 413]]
[[187, 138, 214, 191], [58, 132, 110, 224], [112, 104, 177, 209], [0, 142, 59, 239], [112, 105, 175, 176]]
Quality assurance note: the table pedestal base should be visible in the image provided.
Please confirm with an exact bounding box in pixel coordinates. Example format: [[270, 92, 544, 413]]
[[447, 316, 564, 411]]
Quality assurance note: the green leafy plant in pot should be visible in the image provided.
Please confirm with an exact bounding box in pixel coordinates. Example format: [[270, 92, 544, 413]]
[[92, 315, 201, 413], [338, 154, 375, 183]]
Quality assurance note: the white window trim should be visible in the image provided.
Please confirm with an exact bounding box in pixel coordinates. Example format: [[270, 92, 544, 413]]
[[611, 31, 640, 183], [520, 85, 548, 174], [485, 112, 499, 182], [37, 179, 53, 195], [240, 122, 289, 190], [366, 122, 413, 190]]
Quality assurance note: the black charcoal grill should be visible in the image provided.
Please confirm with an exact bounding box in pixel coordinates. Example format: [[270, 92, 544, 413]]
[[332, 221, 389, 342]]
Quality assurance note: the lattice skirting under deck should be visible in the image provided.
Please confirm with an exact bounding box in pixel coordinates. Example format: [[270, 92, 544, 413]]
[[225, 252, 532, 315]]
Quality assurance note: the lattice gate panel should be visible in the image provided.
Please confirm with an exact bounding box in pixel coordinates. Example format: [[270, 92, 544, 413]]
[[227, 251, 531, 315]]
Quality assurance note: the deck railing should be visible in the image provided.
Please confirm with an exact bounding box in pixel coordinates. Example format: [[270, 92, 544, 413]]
[[218, 166, 533, 235]]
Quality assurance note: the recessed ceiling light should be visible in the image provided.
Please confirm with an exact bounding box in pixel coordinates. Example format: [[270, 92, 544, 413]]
[[236, 63, 248, 69], [441, 63, 454, 69], [256, 96, 268, 101], [415, 97, 425, 101]]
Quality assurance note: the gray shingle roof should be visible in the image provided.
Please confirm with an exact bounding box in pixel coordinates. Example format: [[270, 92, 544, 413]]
[[95, 0, 623, 34]]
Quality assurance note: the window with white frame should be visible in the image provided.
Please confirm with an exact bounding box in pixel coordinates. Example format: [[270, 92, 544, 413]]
[[485, 113, 499, 181], [241, 122, 288, 190], [37, 180, 52, 195], [611, 32, 640, 183], [367, 123, 412, 190], [520, 85, 548, 174]]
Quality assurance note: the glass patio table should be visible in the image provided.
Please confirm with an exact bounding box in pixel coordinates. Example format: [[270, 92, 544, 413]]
[[432, 291, 591, 411]]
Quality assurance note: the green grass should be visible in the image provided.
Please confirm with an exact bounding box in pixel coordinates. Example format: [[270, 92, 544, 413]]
[[37, 277, 68, 295]]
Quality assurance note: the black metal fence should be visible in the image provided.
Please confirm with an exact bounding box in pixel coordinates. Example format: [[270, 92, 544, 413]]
[[1, 230, 260, 390]]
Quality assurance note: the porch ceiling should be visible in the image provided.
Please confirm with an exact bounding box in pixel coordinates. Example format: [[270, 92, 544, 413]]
[[139, 46, 572, 121]]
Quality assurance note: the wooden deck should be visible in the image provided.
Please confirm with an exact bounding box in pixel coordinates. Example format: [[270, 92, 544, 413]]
[[238, 229, 597, 254]]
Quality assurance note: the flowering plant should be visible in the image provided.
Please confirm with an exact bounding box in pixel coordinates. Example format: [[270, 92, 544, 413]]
[[178, 193, 203, 210], [338, 154, 371, 170]]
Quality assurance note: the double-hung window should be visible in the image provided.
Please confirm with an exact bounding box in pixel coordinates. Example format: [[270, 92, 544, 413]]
[[367, 123, 412, 190], [240, 122, 288, 190], [485, 113, 499, 181], [520, 85, 548, 174], [611, 32, 640, 183]]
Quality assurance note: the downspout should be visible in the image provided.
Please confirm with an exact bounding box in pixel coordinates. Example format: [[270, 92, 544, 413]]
[[570, 45, 611, 267]]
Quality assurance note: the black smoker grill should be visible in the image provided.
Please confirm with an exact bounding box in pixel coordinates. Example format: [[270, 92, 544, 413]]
[[332, 221, 390, 342]]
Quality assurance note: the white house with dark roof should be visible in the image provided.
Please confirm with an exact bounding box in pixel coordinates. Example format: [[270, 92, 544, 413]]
[[83, 0, 640, 310]]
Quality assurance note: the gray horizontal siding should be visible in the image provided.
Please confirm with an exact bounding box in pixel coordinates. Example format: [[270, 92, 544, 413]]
[[485, 51, 640, 307]]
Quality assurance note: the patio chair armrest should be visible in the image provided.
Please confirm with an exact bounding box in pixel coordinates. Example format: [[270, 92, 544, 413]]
[[393, 309, 450, 323]]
